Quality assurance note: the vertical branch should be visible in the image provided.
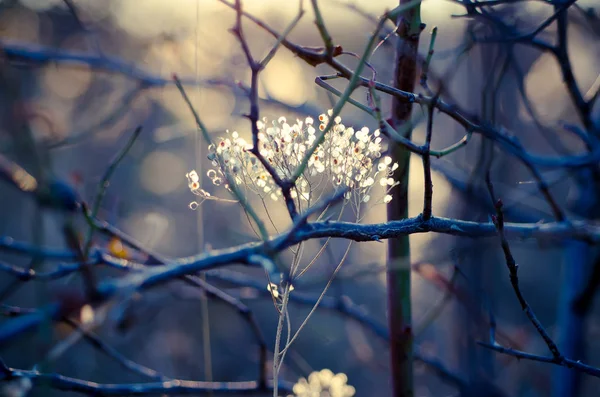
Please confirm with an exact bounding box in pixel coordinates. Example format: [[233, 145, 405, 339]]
[[553, 239, 591, 397], [419, 26, 437, 95], [552, 3, 595, 396], [487, 179, 563, 362], [422, 102, 434, 221], [272, 283, 291, 397], [386, 1, 422, 396], [309, 0, 334, 55], [82, 126, 142, 260], [553, 3, 591, 131], [552, 173, 595, 397], [230, 0, 303, 221]]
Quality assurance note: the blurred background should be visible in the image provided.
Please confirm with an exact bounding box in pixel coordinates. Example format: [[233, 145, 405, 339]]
[[0, 0, 599, 396]]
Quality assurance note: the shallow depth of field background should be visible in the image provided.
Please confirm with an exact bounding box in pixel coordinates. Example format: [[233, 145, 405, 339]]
[[0, 0, 599, 396]]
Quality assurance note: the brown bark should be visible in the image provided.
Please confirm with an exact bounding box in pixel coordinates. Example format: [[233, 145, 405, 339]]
[[386, 10, 422, 397]]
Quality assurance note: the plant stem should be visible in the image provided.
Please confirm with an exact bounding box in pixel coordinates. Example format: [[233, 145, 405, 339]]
[[387, 1, 422, 396], [272, 283, 291, 397]]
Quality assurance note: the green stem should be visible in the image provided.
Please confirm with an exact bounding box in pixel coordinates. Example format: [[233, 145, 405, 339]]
[[273, 283, 291, 397], [83, 126, 142, 260], [310, 0, 334, 54], [173, 77, 268, 239], [317, 75, 470, 158], [387, 1, 423, 396], [290, 16, 387, 184]]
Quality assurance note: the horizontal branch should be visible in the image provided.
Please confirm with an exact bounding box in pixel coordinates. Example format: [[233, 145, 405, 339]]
[[479, 342, 600, 378], [1, 41, 198, 87], [0, 260, 90, 280], [1, 213, 598, 345], [3, 215, 598, 267], [295, 217, 600, 243], [0, 235, 78, 261], [0, 366, 293, 396]]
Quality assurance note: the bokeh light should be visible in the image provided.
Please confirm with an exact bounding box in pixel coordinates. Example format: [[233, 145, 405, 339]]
[[125, 210, 172, 251], [0, 6, 40, 42], [262, 53, 313, 107], [140, 150, 186, 195]]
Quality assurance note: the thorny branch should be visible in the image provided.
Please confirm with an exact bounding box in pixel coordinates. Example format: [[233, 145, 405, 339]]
[[1, 211, 600, 348], [0, 355, 294, 396], [488, 183, 561, 360], [229, 0, 303, 220], [481, 180, 600, 380]]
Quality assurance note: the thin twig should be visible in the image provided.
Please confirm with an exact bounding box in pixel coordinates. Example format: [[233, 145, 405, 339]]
[[487, 179, 562, 360]]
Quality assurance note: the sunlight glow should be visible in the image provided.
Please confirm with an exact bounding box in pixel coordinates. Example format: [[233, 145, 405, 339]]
[[140, 150, 186, 195]]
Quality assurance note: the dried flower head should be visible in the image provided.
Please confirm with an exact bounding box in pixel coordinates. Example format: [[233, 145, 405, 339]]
[[267, 280, 294, 300], [288, 369, 356, 397], [186, 111, 398, 209]]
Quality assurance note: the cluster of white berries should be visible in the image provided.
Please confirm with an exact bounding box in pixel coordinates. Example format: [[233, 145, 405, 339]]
[[289, 369, 356, 397], [186, 111, 398, 207]]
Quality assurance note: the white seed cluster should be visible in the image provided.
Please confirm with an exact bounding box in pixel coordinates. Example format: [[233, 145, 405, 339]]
[[289, 369, 356, 397], [267, 281, 294, 299], [186, 111, 398, 206]]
